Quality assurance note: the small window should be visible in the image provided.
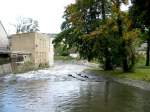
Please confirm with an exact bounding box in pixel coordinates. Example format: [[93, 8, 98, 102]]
[[17, 56, 24, 62]]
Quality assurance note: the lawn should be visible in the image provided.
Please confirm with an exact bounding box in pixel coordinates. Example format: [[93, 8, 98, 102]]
[[89, 66, 150, 82], [54, 56, 75, 61]]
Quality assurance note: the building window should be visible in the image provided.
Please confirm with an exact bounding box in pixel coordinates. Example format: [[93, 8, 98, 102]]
[[17, 55, 24, 62]]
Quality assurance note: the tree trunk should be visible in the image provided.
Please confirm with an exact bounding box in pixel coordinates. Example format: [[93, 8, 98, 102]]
[[101, 0, 106, 20], [123, 57, 129, 72], [101, 0, 113, 70], [104, 48, 113, 70], [104, 57, 113, 70], [146, 39, 150, 66], [116, 0, 130, 72], [122, 40, 129, 72], [129, 47, 135, 70]]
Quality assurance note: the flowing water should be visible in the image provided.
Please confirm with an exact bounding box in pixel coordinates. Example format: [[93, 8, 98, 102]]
[[0, 63, 150, 112]]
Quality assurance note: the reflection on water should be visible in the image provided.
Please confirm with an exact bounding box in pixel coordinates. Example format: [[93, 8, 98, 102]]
[[0, 80, 150, 112], [0, 64, 150, 112]]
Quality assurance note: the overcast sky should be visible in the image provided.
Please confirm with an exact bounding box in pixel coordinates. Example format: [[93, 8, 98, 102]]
[[0, 0, 130, 35]]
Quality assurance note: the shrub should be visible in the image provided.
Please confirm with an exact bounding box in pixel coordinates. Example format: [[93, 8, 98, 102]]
[[39, 63, 49, 69]]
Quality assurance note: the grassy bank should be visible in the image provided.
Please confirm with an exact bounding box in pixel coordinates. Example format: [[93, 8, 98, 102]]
[[87, 55, 150, 82], [54, 56, 75, 61], [88, 66, 150, 82]]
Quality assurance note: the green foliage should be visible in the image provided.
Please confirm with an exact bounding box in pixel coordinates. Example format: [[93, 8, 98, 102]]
[[129, 0, 150, 66], [135, 54, 146, 67], [0, 57, 10, 65], [89, 67, 150, 82], [54, 44, 69, 56], [129, 0, 150, 29], [39, 63, 49, 69], [53, 0, 143, 72], [54, 0, 112, 62], [54, 56, 74, 61]]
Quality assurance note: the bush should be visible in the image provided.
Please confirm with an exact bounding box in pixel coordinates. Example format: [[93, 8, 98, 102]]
[[39, 63, 49, 69], [0, 57, 10, 65], [135, 54, 146, 67], [54, 44, 69, 56]]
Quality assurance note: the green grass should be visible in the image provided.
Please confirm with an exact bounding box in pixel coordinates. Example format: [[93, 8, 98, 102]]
[[88, 54, 150, 82], [88, 66, 150, 82], [54, 56, 74, 61], [112, 68, 150, 81]]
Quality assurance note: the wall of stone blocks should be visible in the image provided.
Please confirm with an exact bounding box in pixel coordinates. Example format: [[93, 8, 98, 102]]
[[0, 63, 12, 75]]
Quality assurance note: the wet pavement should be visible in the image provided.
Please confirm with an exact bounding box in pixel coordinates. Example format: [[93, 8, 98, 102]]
[[0, 63, 150, 112]]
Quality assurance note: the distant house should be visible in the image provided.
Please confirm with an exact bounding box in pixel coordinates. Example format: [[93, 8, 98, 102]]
[[46, 33, 57, 41], [46, 33, 57, 44], [136, 43, 147, 55], [10, 32, 54, 67]]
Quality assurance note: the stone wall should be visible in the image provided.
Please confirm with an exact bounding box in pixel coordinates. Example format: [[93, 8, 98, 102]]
[[10, 32, 54, 67], [0, 63, 12, 75]]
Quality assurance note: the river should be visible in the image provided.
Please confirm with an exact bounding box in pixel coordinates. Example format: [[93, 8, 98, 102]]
[[0, 63, 150, 112]]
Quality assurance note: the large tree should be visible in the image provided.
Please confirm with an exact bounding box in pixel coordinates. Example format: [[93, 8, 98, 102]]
[[54, 0, 114, 70], [130, 0, 150, 66], [114, 0, 129, 72], [54, 0, 140, 72]]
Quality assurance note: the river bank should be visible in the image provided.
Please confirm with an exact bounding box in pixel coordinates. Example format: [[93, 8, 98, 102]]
[[86, 68, 150, 91], [3, 59, 150, 91]]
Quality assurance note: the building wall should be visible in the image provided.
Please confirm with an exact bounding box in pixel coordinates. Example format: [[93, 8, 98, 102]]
[[10, 32, 54, 67], [0, 21, 9, 50], [0, 63, 12, 75], [11, 53, 31, 64], [10, 33, 35, 63], [34, 33, 49, 65]]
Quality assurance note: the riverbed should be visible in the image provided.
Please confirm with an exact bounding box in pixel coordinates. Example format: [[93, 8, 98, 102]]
[[0, 63, 150, 112]]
